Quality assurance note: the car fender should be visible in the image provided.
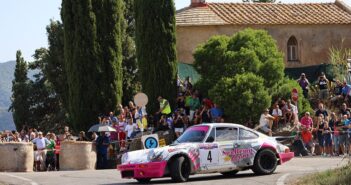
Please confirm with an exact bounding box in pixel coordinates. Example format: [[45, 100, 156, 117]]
[[165, 147, 200, 172]]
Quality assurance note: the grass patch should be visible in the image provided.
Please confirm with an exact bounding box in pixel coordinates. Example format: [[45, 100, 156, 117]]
[[293, 163, 351, 185]]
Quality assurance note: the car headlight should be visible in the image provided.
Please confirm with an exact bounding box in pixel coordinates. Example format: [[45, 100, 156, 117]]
[[121, 153, 128, 164]]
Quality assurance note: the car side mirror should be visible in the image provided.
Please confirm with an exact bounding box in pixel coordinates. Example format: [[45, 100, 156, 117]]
[[206, 136, 214, 143]]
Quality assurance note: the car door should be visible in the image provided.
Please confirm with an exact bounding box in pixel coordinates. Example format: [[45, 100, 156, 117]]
[[199, 126, 239, 172], [216, 126, 239, 169], [198, 127, 220, 172]]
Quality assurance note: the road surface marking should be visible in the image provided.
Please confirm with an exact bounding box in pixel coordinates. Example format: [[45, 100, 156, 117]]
[[276, 173, 290, 185], [0, 173, 39, 185]]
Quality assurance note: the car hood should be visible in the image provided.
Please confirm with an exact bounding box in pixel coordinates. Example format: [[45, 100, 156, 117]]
[[121, 143, 198, 164]]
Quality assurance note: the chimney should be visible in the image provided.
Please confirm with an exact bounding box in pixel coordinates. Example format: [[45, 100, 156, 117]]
[[191, 0, 207, 7]]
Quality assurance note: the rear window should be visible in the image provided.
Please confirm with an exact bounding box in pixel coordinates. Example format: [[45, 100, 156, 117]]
[[239, 129, 258, 140]]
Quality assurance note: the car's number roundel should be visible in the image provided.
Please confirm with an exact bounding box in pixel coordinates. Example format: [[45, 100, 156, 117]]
[[199, 144, 219, 166]]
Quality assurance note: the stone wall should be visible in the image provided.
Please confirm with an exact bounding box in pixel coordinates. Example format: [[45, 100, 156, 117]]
[[176, 24, 351, 68], [60, 141, 96, 170], [0, 142, 34, 172]]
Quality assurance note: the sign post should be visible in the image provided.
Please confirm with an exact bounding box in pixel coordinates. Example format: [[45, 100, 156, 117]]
[[141, 134, 159, 149]]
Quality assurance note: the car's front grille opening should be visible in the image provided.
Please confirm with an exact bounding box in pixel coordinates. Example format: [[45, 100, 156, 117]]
[[121, 170, 134, 178]]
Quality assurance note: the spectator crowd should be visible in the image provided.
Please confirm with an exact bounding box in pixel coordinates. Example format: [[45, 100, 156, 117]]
[[3, 73, 351, 171]]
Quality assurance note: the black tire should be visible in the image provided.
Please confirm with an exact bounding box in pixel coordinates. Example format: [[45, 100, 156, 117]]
[[221, 170, 239, 177], [252, 149, 277, 175], [170, 156, 191, 182], [136, 178, 151, 184]]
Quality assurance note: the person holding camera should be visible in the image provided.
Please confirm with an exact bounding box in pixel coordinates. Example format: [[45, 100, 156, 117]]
[[173, 111, 185, 138], [297, 73, 310, 98]]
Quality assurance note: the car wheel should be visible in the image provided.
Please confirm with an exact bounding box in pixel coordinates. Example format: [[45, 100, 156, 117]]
[[252, 149, 277, 175], [221, 170, 239, 177], [136, 178, 151, 184], [170, 156, 191, 182]]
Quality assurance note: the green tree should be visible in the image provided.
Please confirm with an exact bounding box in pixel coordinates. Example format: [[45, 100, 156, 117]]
[[271, 78, 313, 116], [209, 73, 271, 123], [93, 0, 124, 112], [9, 50, 30, 129], [135, 0, 178, 113], [26, 48, 67, 131], [46, 20, 69, 111], [194, 28, 284, 96], [62, 0, 125, 131], [62, 0, 100, 131], [121, 0, 141, 105]]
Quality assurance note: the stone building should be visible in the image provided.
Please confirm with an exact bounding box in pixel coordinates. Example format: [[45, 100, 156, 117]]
[[176, 0, 351, 71]]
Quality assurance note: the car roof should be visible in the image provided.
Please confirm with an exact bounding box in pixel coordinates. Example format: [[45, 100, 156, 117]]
[[197, 123, 247, 129], [195, 123, 268, 137]]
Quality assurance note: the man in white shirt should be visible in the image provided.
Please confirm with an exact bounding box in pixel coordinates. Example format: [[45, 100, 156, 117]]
[[32, 132, 50, 171], [255, 109, 274, 136]]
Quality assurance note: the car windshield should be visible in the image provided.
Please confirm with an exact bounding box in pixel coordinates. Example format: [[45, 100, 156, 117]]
[[174, 125, 209, 144]]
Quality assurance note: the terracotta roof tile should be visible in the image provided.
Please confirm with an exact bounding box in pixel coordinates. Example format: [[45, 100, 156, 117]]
[[176, 5, 227, 26], [176, 2, 351, 26]]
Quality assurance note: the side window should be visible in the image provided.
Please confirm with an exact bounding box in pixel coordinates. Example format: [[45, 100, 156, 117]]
[[216, 127, 238, 142], [239, 129, 259, 140], [205, 128, 215, 143]]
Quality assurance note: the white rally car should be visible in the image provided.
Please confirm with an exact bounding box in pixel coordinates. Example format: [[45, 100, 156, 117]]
[[117, 123, 294, 183]]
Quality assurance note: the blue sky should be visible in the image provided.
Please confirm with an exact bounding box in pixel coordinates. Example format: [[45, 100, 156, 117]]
[[0, 0, 349, 62]]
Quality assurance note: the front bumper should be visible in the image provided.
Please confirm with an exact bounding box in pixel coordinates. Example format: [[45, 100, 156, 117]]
[[117, 161, 167, 179], [279, 152, 294, 164]]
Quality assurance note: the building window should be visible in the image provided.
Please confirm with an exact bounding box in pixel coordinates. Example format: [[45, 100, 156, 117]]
[[287, 36, 298, 62]]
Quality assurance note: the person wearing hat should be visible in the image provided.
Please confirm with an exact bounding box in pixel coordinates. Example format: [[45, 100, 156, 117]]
[[254, 109, 274, 136], [297, 73, 310, 98]]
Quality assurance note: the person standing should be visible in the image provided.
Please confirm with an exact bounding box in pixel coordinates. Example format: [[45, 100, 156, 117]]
[[329, 112, 340, 156], [297, 73, 310, 98], [315, 103, 328, 123], [173, 111, 185, 138], [45, 133, 56, 170], [189, 94, 200, 121], [96, 132, 110, 169], [318, 72, 329, 101], [32, 132, 50, 171], [157, 96, 172, 117]]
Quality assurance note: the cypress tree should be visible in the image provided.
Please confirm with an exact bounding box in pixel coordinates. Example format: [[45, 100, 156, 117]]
[[135, 0, 178, 113], [62, 0, 124, 131], [62, 0, 100, 132], [121, 0, 141, 105], [93, 0, 124, 113], [46, 20, 69, 113], [9, 50, 30, 129]]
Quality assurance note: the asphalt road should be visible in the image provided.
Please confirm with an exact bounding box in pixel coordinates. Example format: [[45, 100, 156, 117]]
[[0, 157, 349, 185]]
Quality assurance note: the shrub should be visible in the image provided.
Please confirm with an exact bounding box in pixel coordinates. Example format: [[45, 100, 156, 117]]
[[209, 73, 271, 123], [271, 78, 313, 116]]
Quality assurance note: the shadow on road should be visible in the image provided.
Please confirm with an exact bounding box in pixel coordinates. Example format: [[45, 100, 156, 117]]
[[101, 173, 261, 185]]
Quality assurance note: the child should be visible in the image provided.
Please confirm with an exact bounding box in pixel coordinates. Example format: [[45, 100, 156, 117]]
[[322, 120, 332, 156]]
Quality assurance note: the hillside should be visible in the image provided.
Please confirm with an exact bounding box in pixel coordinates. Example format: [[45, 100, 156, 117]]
[[0, 61, 16, 131]]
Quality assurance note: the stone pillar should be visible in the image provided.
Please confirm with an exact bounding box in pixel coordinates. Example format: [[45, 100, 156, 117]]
[[0, 142, 34, 172], [60, 141, 96, 170]]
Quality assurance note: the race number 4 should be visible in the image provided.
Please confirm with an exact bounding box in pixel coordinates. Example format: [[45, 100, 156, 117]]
[[200, 148, 219, 166], [207, 151, 212, 162]]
